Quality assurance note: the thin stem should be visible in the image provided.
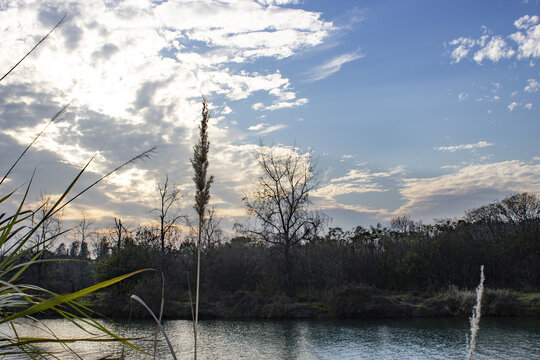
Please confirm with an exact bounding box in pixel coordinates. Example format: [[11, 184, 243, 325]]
[[0, 14, 67, 83], [52, 147, 156, 217], [194, 219, 202, 360], [0, 105, 68, 187]]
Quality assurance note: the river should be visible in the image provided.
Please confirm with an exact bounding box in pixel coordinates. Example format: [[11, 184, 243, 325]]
[[6, 317, 540, 359]]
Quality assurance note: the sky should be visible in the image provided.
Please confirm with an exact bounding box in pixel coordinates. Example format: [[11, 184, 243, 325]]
[[1, 0, 539, 234]]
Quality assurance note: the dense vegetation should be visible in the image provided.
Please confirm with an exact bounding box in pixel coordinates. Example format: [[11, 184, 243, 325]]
[[17, 192, 539, 318]]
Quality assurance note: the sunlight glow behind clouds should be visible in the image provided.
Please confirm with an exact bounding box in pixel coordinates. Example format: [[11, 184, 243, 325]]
[[1, 1, 539, 230], [1, 0, 333, 121], [0, 0, 334, 225]]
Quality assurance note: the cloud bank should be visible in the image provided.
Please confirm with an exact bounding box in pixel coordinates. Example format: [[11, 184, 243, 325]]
[[0, 0, 333, 225]]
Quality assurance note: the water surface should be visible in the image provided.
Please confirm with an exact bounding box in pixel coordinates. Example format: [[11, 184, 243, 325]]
[[6, 317, 540, 359]]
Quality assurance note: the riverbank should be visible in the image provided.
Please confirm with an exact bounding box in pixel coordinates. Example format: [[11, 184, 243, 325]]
[[84, 286, 540, 319]]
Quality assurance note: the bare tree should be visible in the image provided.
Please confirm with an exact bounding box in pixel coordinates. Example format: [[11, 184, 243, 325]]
[[202, 207, 224, 248], [31, 194, 62, 253], [153, 174, 184, 269], [236, 146, 328, 291], [111, 218, 128, 252], [389, 215, 420, 233], [74, 211, 95, 259], [465, 192, 540, 235], [186, 207, 224, 249], [500, 192, 540, 225]]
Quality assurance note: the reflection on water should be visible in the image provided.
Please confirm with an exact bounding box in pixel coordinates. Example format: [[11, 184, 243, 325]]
[[3, 317, 539, 359]]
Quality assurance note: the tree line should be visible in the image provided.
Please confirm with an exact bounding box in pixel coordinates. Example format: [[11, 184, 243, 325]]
[[17, 191, 539, 316]]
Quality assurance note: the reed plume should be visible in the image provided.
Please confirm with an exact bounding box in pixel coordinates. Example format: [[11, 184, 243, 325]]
[[190, 96, 213, 360], [466, 265, 485, 360]]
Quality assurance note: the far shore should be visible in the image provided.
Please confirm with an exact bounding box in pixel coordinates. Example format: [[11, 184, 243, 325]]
[[62, 288, 540, 320]]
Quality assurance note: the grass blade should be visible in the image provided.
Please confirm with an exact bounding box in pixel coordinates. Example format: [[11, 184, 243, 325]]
[[130, 295, 177, 360], [0, 14, 66, 83], [0, 269, 150, 324], [0, 105, 68, 187]]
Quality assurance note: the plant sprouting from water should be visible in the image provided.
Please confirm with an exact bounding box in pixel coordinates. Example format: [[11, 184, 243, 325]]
[[466, 265, 485, 360]]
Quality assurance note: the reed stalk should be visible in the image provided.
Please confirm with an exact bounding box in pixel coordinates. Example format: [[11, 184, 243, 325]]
[[466, 265, 485, 360], [190, 96, 213, 360]]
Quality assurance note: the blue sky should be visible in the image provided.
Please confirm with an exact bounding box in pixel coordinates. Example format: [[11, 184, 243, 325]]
[[1, 0, 539, 234]]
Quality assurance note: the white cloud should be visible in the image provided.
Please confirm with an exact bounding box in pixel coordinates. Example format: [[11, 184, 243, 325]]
[[105, 168, 156, 204], [0, 0, 335, 227], [0, 0, 333, 121], [313, 167, 404, 213], [252, 103, 265, 111], [435, 141, 494, 152], [329, 167, 404, 184], [448, 15, 540, 63], [252, 97, 308, 111], [397, 160, 540, 215], [524, 78, 540, 92], [4, 120, 101, 170], [525, 103, 533, 110], [313, 159, 540, 222], [458, 92, 468, 101], [514, 15, 539, 29], [473, 36, 515, 63], [508, 102, 519, 111], [256, 0, 301, 5], [306, 49, 364, 81], [250, 82, 309, 111], [248, 123, 267, 131], [511, 29, 540, 59], [448, 37, 476, 63], [155, 1, 334, 61], [247, 122, 287, 134]]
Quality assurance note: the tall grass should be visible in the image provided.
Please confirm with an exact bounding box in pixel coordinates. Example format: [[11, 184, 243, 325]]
[[0, 148, 152, 356], [191, 96, 213, 360], [0, 16, 154, 358], [130, 295, 177, 360]]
